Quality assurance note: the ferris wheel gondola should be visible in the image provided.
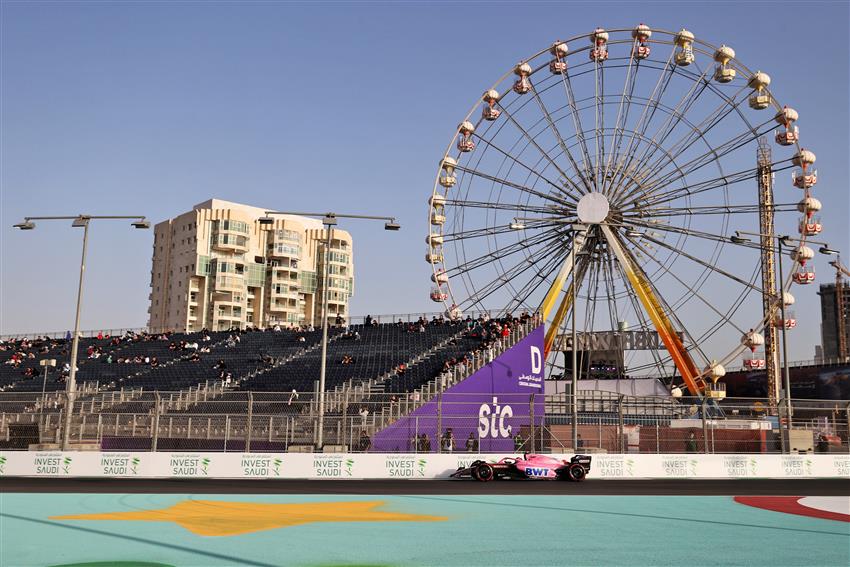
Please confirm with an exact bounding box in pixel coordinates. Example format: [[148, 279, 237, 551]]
[[427, 25, 823, 397]]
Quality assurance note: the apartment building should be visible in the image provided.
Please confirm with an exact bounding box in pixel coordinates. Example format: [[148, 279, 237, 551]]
[[148, 199, 353, 332], [819, 282, 850, 360]]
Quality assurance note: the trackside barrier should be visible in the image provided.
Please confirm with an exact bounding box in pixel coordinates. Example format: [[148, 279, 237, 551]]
[[0, 452, 847, 479]]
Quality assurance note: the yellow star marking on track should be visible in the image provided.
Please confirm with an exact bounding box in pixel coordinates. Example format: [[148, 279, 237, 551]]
[[50, 500, 447, 537]]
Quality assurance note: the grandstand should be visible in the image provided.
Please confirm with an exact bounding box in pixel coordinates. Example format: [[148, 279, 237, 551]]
[[0, 314, 540, 450]]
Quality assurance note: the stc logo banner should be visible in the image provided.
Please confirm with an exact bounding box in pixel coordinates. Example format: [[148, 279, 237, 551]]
[[372, 325, 546, 452]]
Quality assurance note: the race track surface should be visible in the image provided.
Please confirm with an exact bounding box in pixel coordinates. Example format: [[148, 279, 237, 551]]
[[4, 477, 848, 495]]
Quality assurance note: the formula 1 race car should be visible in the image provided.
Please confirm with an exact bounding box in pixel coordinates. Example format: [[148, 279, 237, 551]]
[[451, 453, 592, 482]]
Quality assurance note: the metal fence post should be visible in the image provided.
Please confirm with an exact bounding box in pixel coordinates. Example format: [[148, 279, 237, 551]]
[[845, 403, 850, 452], [342, 389, 349, 450], [246, 392, 253, 453], [617, 395, 625, 454], [702, 398, 709, 454], [152, 392, 161, 452], [597, 416, 602, 450], [224, 415, 229, 452], [436, 391, 443, 453], [656, 423, 660, 454], [415, 415, 419, 453], [529, 393, 536, 453]]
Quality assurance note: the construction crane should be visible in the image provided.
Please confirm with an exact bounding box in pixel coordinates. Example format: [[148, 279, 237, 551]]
[[828, 257, 850, 360], [757, 137, 781, 409]]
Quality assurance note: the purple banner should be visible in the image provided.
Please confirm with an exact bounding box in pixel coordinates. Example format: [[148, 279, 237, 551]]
[[372, 326, 546, 452]]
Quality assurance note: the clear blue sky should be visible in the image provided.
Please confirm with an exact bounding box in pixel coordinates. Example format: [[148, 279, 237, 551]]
[[1, 1, 848, 362]]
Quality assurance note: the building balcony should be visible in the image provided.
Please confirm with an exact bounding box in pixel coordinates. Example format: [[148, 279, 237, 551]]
[[212, 234, 249, 253], [213, 275, 246, 292]]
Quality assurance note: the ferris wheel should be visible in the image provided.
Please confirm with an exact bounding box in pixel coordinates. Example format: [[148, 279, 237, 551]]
[[426, 25, 823, 399]]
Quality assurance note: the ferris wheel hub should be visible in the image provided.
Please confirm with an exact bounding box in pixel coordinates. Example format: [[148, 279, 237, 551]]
[[576, 192, 610, 224]]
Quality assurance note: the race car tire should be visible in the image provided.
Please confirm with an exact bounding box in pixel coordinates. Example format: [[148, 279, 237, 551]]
[[475, 463, 495, 482], [567, 463, 586, 482]]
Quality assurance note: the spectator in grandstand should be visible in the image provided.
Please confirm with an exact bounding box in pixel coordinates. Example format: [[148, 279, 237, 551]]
[[441, 429, 455, 453], [357, 430, 372, 452], [466, 432, 479, 452], [418, 433, 431, 452], [287, 389, 299, 406], [576, 434, 584, 449], [685, 431, 698, 453], [514, 432, 525, 451], [359, 406, 369, 425], [189, 352, 201, 362], [335, 314, 344, 326], [297, 335, 306, 343], [65, 330, 72, 341], [150, 357, 159, 368]]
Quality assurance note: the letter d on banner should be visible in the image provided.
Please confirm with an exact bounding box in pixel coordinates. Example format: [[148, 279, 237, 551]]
[[530, 346, 542, 374]]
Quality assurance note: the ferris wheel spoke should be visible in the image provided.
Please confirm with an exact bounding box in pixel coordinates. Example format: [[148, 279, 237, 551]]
[[635, 116, 775, 199], [627, 84, 755, 192], [625, 161, 794, 213], [626, 234, 747, 335], [608, 254, 670, 376], [460, 245, 567, 312], [556, 69, 596, 186], [593, 58, 606, 192], [528, 81, 592, 196], [447, 229, 564, 278], [454, 161, 573, 208], [501, 250, 574, 315], [599, 250, 619, 332], [601, 52, 642, 198], [626, 148, 786, 213], [603, 225, 708, 385], [622, 223, 766, 292], [622, 201, 798, 219], [445, 199, 557, 216], [614, 67, 713, 202], [493, 104, 576, 195], [614, 63, 713, 192], [608, 48, 677, 197], [441, 219, 566, 243]]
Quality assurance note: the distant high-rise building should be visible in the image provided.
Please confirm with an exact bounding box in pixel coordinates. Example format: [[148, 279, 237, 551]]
[[818, 282, 850, 360], [148, 199, 353, 332]]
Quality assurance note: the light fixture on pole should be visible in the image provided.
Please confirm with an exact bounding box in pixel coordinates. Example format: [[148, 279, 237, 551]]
[[260, 210, 400, 450], [14, 214, 149, 449]]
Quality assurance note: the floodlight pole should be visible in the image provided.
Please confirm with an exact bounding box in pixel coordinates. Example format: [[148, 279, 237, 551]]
[[13, 214, 149, 450], [571, 225, 587, 450], [732, 230, 837, 453], [318, 219, 334, 450], [261, 210, 400, 450], [64, 219, 89, 451]]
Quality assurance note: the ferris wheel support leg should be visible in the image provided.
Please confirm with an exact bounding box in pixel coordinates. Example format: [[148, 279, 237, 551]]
[[539, 236, 585, 320], [600, 225, 705, 397], [544, 281, 576, 358], [539, 233, 587, 358]]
